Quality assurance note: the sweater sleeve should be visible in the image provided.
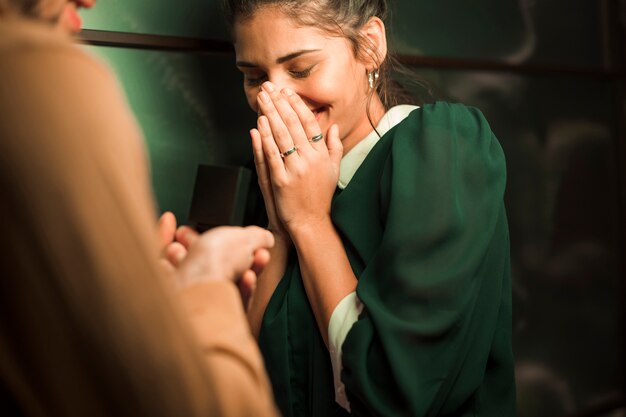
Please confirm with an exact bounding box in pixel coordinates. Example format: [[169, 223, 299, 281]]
[[0, 26, 278, 417], [340, 103, 513, 416], [328, 291, 363, 411], [178, 281, 280, 417]]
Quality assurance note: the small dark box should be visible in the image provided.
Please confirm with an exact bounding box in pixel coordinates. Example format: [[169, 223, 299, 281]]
[[188, 165, 252, 232]]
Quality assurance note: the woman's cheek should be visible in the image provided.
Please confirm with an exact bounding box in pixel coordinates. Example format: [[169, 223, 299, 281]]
[[306, 78, 335, 104]]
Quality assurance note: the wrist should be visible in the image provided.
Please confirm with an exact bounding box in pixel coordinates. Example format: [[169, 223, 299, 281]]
[[176, 260, 228, 289], [267, 228, 290, 247], [288, 215, 334, 241]]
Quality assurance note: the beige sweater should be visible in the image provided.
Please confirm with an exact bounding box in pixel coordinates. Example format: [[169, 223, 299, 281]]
[[0, 18, 278, 417]]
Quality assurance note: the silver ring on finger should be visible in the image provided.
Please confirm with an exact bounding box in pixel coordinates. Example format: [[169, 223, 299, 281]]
[[309, 133, 324, 143], [280, 146, 298, 158]]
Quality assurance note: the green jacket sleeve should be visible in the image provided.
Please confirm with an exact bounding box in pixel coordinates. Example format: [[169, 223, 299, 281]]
[[341, 103, 514, 416]]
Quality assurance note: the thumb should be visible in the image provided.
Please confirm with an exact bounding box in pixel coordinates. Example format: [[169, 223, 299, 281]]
[[243, 226, 275, 251], [175, 225, 199, 249], [157, 211, 177, 252], [326, 124, 342, 174]]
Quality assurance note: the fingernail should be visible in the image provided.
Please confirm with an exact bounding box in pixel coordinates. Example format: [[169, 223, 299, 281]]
[[282, 88, 294, 96], [263, 82, 275, 92], [259, 91, 270, 103]]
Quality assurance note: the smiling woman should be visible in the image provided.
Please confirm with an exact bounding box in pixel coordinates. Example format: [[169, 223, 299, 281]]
[[223, 1, 516, 416], [233, 7, 384, 154]]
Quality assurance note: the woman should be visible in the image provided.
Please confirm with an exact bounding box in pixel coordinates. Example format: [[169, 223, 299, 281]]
[[224, 0, 515, 416]]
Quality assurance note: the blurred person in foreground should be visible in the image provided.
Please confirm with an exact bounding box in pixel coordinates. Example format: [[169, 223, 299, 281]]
[[0, 1, 279, 416]]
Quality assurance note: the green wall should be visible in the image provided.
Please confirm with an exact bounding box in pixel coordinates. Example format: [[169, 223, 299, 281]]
[[81, 0, 229, 39], [82, 46, 255, 221]]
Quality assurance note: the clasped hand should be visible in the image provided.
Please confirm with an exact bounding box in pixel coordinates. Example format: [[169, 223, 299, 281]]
[[250, 82, 342, 239], [157, 212, 274, 308]]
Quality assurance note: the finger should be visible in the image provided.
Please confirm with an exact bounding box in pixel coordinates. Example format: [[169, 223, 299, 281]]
[[245, 226, 274, 249], [250, 128, 273, 190], [165, 241, 187, 267], [251, 248, 271, 275], [244, 225, 275, 251], [257, 84, 300, 160], [156, 211, 177, 252], [252, 128, 283, 233], [261, 83, 309, 152], [282, 87, 324, 151], [258, 116, 287, 179], [238, 269, 257, 309], [326, 124, 343, 174], [175, 225, 199, 248], [250, 128, 265, 173], [240, 269, 257, 287], [159, 258, 176, 276]]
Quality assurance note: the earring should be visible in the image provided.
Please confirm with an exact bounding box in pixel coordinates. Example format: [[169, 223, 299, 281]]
[[367, 69, 380, 90]]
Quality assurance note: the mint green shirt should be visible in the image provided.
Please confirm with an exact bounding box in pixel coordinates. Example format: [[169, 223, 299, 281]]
[[259, 102, 515, 417]]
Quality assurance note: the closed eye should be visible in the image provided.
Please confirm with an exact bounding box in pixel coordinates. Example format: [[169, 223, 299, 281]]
[[244, 74, 268, 86], [290, 66, 314, 79]]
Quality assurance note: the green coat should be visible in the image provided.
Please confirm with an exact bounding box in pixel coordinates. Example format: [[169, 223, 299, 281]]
[[258, 102, 515, 417]]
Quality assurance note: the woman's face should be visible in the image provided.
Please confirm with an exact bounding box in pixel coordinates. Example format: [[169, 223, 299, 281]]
[[233, 6, 381, 152]]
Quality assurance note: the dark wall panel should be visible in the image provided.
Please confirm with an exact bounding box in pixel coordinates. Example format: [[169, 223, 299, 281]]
[[392, 18, 624, 415], [417, 70, 623, 416], [389, 0, 608, 68]]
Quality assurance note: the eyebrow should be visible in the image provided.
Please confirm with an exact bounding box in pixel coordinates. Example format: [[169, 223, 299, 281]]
[[236, 49, 321, 68]]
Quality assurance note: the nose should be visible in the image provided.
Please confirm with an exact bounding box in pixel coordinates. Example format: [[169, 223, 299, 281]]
[[265, 72, 296, 95], [249, 72, 299, 113]]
